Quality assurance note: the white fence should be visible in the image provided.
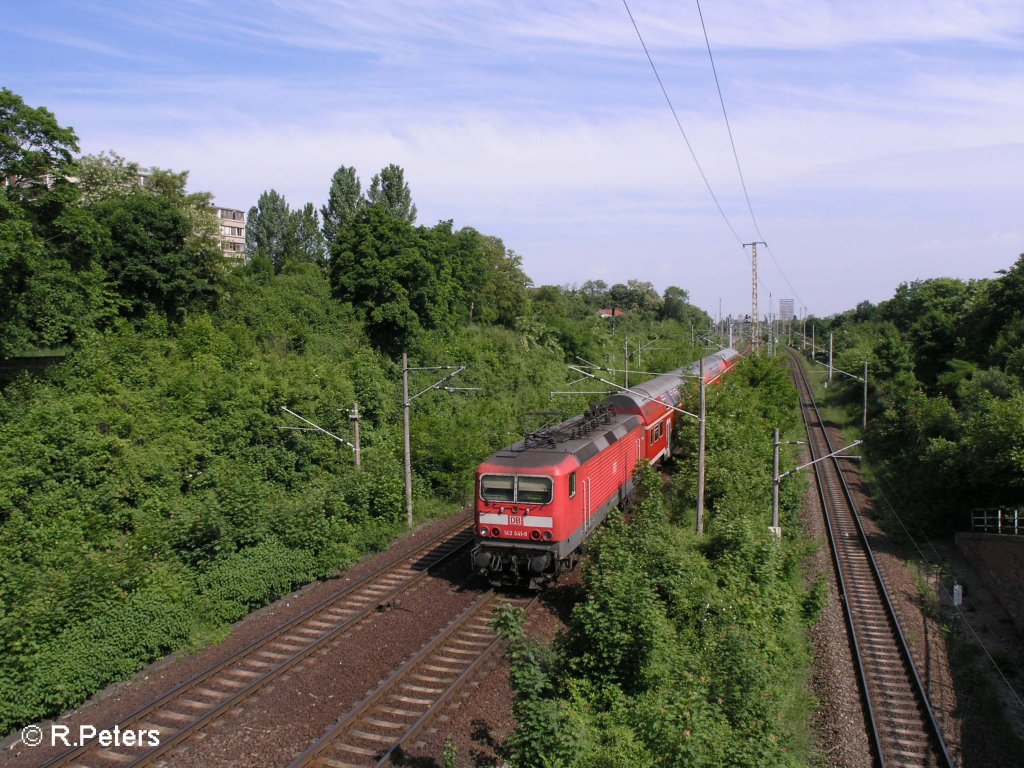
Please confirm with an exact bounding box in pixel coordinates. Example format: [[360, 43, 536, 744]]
[[972, 507, 1024, 535]]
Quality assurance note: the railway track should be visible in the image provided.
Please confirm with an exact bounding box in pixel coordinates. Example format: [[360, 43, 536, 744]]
[[289, 590, 536, 768], [787, 348, 954, 768], [42, 514, 475, 768]]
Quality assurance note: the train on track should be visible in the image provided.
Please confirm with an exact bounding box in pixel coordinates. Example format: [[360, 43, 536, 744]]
[[471, 348, 741, 589]]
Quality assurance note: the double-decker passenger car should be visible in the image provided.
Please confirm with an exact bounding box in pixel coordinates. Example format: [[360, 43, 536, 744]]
[[471, 348, 740, 588]]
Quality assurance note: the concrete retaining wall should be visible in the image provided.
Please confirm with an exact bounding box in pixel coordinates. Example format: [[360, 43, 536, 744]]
[[955, 532, 1024, 633]]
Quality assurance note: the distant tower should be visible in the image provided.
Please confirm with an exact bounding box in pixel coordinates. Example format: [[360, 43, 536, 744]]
[[744, 242, 766, 349], [780, 299, 794, 323]]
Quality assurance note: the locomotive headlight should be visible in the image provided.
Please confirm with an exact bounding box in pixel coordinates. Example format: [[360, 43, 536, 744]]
[[543, 531, 552, 540], [479, 526, 489, 536]]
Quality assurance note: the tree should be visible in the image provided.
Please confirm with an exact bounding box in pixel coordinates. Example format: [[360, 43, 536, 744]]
[[1, 179, 120, 355], [330, 205, 451, 353], [609, 279, 662, 317], [852, 300, 878, 323], [73, 151, 142, 206], [94, 191, 212, 321], [580, 279, 609, 306], [321, 165, 363, 246], [366, 164, 417, 223], [475, 240, 531, 326], [289, 203, 328, 268], [0, 88, 79, 195], [966, 253, 1024, 368], [0, 197, 46, 354], [879, 277, 976, 387], [659, 285, 689, 322], [246, 189, 291, 272], [145, 168, 224, 293]]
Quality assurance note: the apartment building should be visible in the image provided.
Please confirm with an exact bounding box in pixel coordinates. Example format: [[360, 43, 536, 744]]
[[211, 206, 247, 265]]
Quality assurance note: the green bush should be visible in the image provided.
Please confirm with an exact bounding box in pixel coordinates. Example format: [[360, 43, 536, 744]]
[[0, 587, 193, 731], [194, 539, 320, 625], [502, 359, 816, 767], [0, 227, 717, 736]]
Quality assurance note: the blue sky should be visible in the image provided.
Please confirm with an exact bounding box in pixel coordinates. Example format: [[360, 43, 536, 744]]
[[4, 0, 1023, 317]]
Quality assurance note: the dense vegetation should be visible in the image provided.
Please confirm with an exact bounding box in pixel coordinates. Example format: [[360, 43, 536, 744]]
[[810, 256, 1024, 533], [495, 356, 821, 768], [0, 89, 720, 734]]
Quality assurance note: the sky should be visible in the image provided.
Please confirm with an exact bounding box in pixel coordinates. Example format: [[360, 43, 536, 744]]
[[4, 0, 1023, 318]]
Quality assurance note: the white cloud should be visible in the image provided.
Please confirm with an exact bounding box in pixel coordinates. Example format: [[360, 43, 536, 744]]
[[7, 0, 1024, 315]]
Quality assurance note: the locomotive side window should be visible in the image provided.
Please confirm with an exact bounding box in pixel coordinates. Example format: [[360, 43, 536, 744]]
[[569, 471, 576, 498], [480, 474, 515, 501], [517, 476, 553, 504], [650, 421, 664, 445]]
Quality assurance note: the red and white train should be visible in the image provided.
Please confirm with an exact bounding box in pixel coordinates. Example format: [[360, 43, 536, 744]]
[[471, 348, 741, 588]]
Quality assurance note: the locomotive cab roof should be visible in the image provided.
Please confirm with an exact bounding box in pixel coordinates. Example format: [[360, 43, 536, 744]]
[[482, 408, 642, 471]]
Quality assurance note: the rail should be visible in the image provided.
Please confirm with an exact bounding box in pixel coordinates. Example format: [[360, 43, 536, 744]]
[[40, 513, 474, 768], [289, 591, 538, 768], [787, 348, 954, 768]]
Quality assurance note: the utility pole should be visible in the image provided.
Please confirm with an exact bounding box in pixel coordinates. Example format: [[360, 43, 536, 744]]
[[401, 353, 475, 528], [402, 352, 413, 527], [812, 325, 816, 358], [350, 402, 361, 468], [744, 241, 766, 351], [810, 357, 870, 432], [772, 428, 781, 535], [774, 431, 861, 536], [624, 336, 630, 389], [635, 337, 660, 373], [863, 360, 869, 430], [696, 357, 707, 535], [829, 331, 834, 385]]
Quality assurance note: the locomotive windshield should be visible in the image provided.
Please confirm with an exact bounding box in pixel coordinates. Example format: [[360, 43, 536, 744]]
[[480, 474, 552, 504], [480, 475, 514, 501], [517, 476, 553, 504]]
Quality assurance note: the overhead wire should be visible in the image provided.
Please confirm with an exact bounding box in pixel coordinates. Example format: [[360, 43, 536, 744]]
[[620, 0, 745, 249], [693, 0, 807, 310], [621, 0, 780, 307]]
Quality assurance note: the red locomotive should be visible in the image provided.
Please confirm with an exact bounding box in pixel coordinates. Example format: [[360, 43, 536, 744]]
[[471, 348, 740, 588]]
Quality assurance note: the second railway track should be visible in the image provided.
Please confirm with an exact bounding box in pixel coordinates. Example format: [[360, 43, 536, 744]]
[[289, 589, 536, 768], [42, 514, 475, 768], [787, 348, 954, 768]]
